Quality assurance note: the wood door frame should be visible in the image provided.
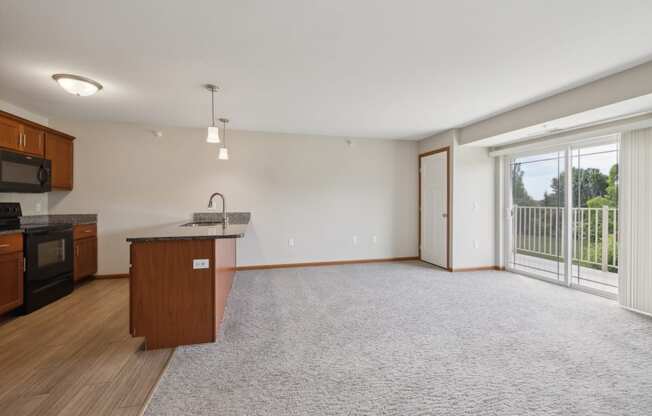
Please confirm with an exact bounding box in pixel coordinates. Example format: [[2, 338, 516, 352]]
[[418, 146, 452, 271]]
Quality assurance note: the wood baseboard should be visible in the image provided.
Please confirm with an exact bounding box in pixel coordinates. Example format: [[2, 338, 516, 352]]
[[95, 273, 129, 279], [451, 266, 502, 272], [236, 256, 419, 271]]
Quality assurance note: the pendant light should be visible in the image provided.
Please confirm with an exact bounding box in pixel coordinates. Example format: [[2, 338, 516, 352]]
[[205, 84, 220, 143], [218, 118, 230, 160]]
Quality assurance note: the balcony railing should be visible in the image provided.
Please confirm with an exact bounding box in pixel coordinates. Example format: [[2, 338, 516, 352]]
[[513, 205, 618, 273]]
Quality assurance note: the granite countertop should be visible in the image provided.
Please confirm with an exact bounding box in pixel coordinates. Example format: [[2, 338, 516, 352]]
[[0, 214, 98, 236], [21, 214, 98, 226], [126, 212, 250, 243]]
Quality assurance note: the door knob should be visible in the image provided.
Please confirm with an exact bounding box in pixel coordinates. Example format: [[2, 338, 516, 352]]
[[442, 213, 448, 218]]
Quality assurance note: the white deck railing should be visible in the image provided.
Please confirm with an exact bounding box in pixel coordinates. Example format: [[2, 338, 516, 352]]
[[513, 205, 618, 272]]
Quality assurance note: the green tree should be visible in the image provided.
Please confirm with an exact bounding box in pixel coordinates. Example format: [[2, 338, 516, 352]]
[[586, 164, 618, 208], [511, 163, 535, 206], [606, 164, 618, 206], [544, 167, 609, 208]]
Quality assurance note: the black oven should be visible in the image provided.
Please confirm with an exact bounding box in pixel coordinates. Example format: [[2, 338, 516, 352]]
[[0, 149, 51, 193], [23, 225, 74, 313]]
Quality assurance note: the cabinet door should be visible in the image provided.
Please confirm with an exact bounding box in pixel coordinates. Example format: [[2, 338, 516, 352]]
[[74, 237, 97, 281], [21, 124, 45, 156], [0, 114, 21, 152], [0, 251, 23, 314], [45, 132, 74, 190]]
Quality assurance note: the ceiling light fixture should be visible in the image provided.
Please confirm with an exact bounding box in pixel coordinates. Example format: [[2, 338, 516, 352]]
[[218, 118, 229, 160], [205, 84, 220, 143], [52, 74, 103, 96]]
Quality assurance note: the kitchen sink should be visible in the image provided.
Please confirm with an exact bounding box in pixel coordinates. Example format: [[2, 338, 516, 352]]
[[180, 221, 224, 227]]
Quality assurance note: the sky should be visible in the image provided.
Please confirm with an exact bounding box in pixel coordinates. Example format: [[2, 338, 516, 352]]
[[513, 143, 618, 201]]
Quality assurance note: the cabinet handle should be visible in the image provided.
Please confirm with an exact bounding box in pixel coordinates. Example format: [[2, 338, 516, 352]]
[[0, 244, 9, 248], [76, 246, 80, 256]]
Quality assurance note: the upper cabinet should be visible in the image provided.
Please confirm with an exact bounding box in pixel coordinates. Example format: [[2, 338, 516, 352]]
[[45, 132, 74, 190], [0, 110, 75, 191], [21, 124, 45, 156], [0, 114, 22, 152], [0, 113, 45, 156]]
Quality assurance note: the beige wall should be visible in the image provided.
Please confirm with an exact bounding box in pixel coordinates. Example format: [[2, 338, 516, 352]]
[[48, 120, 419, 274], [419, 130, 496, 269]]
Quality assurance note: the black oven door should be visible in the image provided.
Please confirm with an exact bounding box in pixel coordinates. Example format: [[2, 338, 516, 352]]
[[0, 150, 51, 193], [24, 228, 74, 282]]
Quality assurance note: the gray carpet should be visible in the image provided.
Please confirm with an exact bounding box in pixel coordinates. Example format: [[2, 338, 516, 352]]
[[145, 262, 652, 415]]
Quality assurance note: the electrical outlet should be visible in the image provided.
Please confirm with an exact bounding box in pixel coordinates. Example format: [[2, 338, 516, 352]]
[[473, 240, 479, 249], [35, 202, 42, 213], [372, 235, 377, 244], [193, 259, 210, 269], [352, 235, 358, 245], [288, 238, 295, 247]]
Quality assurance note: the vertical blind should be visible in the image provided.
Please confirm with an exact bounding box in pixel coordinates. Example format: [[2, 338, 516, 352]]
[[619, 127, 652, 314]]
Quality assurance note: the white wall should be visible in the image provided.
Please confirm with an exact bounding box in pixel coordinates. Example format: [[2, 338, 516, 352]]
[[451, 146, 495, 269], [48, 120, 419, 274], [0, 100, 49, 214], [419, 130, 496, 269]]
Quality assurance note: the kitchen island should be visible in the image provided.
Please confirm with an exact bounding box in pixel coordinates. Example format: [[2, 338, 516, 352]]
[[126, 214, 248, 350]]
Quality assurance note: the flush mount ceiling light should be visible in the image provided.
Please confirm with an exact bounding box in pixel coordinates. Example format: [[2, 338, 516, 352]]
[[52, 74, 103, 96], [205, 84, 220, 143], [218, 118, 229, 160]]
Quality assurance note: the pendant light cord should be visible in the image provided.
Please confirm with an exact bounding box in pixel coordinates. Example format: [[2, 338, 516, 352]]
[[222, 119, 227, 146], [211, 89, 215, 127]]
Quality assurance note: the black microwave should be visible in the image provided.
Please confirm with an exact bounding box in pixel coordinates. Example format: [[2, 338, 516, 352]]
[[0, 149, 51, 193]]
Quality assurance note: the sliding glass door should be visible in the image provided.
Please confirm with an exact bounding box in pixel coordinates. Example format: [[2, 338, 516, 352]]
[[571, 142, 619, 295], [509, 150, 566, 282], [506, 137, 620, 297]]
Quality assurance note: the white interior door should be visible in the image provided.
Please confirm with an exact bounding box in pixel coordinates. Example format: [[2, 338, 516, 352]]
[[421, 151, 448, 268]]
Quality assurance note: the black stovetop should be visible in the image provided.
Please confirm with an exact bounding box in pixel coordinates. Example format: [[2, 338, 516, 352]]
[[0, 202, 72, 234]]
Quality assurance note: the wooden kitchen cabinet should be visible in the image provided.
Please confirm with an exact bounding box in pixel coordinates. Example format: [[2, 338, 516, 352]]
[[0, 110, 75, 189], [45, 131, 74, 190], [21, 124, 45, 156], [0, 112, 45, 156], [0, 114, 22, 152], [73, 224, 97, 282], [0, 233, 23, 315]]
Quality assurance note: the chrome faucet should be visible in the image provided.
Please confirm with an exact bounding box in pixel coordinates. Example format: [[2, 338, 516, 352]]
[[207, 192, 228, 227]]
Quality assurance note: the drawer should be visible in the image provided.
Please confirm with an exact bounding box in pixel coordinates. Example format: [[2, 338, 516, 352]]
[[74, 224, 97, 240], [0, 233, 23, 254]]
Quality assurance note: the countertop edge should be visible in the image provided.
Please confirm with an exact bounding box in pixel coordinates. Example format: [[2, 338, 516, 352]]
[[126, 233, 245, 243]]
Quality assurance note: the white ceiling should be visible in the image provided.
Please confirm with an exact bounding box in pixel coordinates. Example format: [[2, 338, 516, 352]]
[[1, 0, 652, 139]]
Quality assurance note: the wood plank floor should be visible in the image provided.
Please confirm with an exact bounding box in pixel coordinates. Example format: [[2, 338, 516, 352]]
[[0, 279, 172, 416]]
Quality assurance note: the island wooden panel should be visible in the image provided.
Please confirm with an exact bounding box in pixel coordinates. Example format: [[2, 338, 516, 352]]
[[130, 238, 236, 350]]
